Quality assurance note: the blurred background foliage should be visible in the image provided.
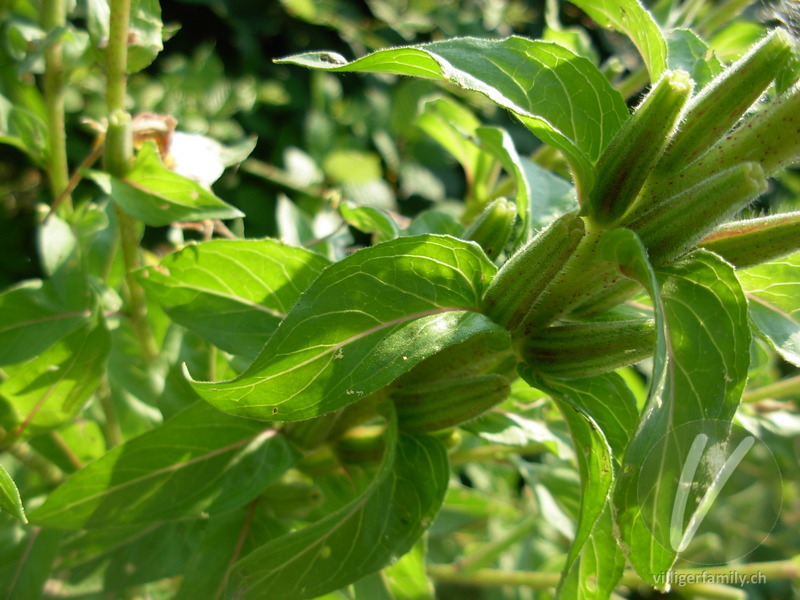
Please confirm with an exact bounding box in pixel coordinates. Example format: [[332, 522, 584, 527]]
[[1, 2, 798, 598], [3, 0, 791, 288]]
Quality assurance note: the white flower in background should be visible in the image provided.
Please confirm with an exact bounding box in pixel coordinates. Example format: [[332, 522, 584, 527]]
[[168, 131, 225, 188]]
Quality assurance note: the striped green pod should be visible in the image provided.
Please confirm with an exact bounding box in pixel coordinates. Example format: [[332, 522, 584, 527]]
[[521, 319, 656, 379], [464, 197, 518, 260], [393, 374, 510, 433], [625, 162, 768, 265], [482, 213, 585, 332], [656, 29, 793, 174], [699, 212, 800, 269], [589, 70, 693, 226]]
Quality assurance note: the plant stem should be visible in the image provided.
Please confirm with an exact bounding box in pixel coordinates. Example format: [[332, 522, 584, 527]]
[[117, 207, 159, 363], [5, 443, 64, 487], [98, 378, 123, 448], [105, 0, 158, 364], [742, 374, 800, 403], [41, 0, 71, 212], [106, 0, 132, 124], [427, 555, 800, 590]]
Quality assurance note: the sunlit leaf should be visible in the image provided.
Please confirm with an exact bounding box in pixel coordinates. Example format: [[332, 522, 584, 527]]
[[29, 402, 298, 529], [83, 143, 243, 227], [737, 251, 800, 367], [568, 0, 667, 80], [227, 414, 449, 600], [0, 465, 26, 523], [138, 238, 330, 358], [277, 36, 629, 198], [189, 235, 503, 421]]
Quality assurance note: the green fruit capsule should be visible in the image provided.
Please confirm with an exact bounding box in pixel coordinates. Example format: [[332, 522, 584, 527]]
[[482, 213, 585, 332], [589, 70, 693, 226], [393, 374, 510, 433], [521, 319, 656, 379], [626, 162, 768, 265], [464, 197, 518, 260], [699, 212, 800, 269], [656, 29, 794, 175]]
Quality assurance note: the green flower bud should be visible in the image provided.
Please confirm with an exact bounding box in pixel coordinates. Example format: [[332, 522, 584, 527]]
[[699, 212, 800, 268], [589, 70, 693, 226], [393, 374, 510, 433], [464, 198, 517, 260], [482, 213, 585, 332], [521, 319, 656, 378], [626, 162, 768, 265], [657, 29, 794, 174]]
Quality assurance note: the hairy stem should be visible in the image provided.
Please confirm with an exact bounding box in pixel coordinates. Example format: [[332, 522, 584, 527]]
[[41, 0, 71, 212], [742, 374, 800, 403]]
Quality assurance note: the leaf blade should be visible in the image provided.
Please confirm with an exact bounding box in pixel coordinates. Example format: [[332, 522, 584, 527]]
[[28, 402, 298, 529], [189, 235, 506, 421], [138, 238, 330, 358]]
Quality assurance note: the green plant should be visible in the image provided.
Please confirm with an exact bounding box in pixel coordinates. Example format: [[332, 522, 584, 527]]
[[1, 0, 799, 599]]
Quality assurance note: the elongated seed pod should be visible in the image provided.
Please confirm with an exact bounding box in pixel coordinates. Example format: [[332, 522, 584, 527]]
[[482, 213, 585, 330], [627, 162, 768, 265], [698, 212, 800, 269], [656, 29, 794, 174], [589, 70, 693, 226], [464, 198, 518, 260], [393, 374, 510, 433], [522, 319, 656, 378]]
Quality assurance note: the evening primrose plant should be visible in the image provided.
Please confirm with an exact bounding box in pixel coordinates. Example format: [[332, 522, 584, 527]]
[[1, 0, 799, 599]]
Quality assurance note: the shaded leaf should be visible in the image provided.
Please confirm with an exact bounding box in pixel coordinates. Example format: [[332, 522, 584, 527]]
[[521, 368, 618, 600], [0, 314, 110, 437], [599, 230, 750, 583], [0, 464, 26, 523], [227, 416, 449, 600], [277, 37, 629, 198], [340, 201, 400, 243], [0, 523, 62, 600], [0, 279, 91, 366], [526, 372, 638, 460], [737, 251, 800, 367], [138, 238, 330, 358], [667, 29, 724, 89], [29, 402, 298, 529], [189, 235, 501, 421], [569, 0, 667, 80], [83, 142, 243, 227]]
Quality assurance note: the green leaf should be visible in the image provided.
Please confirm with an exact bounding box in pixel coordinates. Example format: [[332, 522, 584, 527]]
[[474, 126, 531, 239], [667, 29, 724, 89], [340, 201, 400, 243], [526, 372, 638, 462], [0, 464, 26, 523], [226, 416, 449, 600], [83, 143, 243, 227], [600, 231, 750, 583], [380, 536, 435, 600], [0, 314, 110, 437], [737, 252, 800, 367], [0, 93, 48, 164], [0, 279, 91, 366], [277, 37, 629, 198], [568, 0, 667, 80], [416, 96, 497, 207], [189, 235, 501, 421], [29, 402, 299, 529], [520, 368, 620, 600], [0, 522, 62, 599], [137, 238, 330, 358]]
